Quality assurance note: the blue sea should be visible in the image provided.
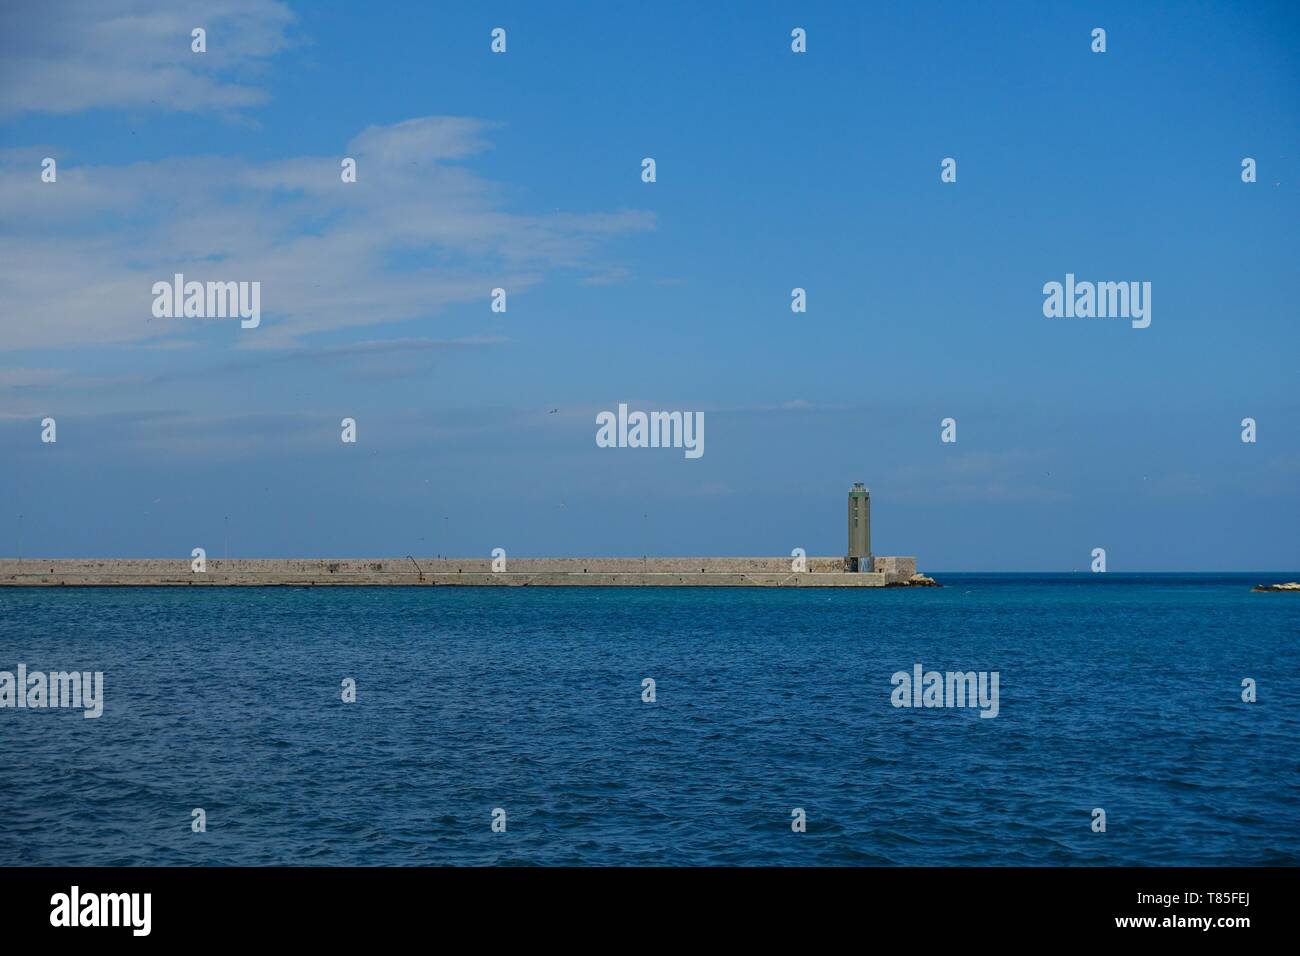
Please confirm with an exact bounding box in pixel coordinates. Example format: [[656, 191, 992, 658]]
[[1, 574, 1297, 866]]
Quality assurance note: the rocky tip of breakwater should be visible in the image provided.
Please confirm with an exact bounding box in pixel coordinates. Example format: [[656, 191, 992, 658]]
[[888, 573, 940, 588], [1251, 581, 1300, 592]]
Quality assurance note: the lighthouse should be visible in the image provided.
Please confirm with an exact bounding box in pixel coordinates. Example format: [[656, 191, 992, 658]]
[[847, 483, 872, 572]]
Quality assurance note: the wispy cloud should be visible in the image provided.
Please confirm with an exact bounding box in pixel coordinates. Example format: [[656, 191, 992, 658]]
[[0, 117, 655, 351], [152, 335, 510, 379], [892, 450, 1074, 505], [0, 0, 296, 117]]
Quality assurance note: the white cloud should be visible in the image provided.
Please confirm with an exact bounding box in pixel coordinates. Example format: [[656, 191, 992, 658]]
[[348, 117, 498, 164], [0, 117, 655, 350], [0, 0, 295, 116]]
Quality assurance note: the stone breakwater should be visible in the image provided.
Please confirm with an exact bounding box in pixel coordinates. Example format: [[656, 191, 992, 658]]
[[0, 557, 933, 588]]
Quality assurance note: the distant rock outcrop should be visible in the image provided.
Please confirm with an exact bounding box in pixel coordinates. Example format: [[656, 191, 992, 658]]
[[1252, 582, 1300, 592]]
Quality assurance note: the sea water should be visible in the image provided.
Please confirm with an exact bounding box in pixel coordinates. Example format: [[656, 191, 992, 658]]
[[1, 573, 1296, 866]]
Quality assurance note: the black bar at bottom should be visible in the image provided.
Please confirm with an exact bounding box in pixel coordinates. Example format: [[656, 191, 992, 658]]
[[0, 866, 1275, 941]]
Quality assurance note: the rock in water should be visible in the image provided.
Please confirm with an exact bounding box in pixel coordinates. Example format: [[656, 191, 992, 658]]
[[907, 573, 939, 587]]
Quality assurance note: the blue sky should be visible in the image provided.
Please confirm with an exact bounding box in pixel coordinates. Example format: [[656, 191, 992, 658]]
[[1, 0, 1297, 569]]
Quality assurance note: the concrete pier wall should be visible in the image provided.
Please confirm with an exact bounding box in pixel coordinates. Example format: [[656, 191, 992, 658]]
[[873, 556, 917, 579], [0, 557, 926, 588]]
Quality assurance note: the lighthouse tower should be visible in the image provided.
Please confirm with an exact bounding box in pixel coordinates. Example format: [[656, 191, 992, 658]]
[[847, 483, 872, 572]]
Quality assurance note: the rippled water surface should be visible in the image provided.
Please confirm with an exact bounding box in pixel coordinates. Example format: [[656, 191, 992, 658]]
[[2, 574, 1298, 865]]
